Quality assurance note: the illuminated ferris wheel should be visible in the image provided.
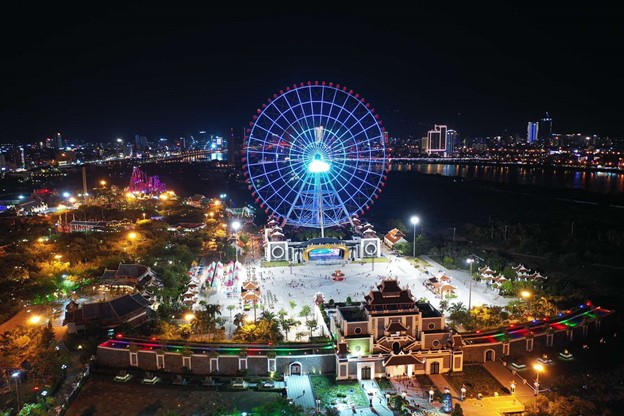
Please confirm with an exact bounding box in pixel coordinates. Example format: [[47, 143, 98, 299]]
[[243, 81, 388, 236]]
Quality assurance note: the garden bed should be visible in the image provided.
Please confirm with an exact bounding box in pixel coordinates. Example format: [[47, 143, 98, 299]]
[[374, 377, 394, 392], [309, 375, 368, 407], [446, 365, 507, 398]]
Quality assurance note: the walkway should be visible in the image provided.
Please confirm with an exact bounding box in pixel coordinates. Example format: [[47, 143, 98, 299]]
[[389, 376, 441, 414], [428, 374, 459, 399], [483, 361, 535, 405], [285, 374, 315, 409]]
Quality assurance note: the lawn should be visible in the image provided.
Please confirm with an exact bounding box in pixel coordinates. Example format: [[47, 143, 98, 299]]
[[310, 375, 369, 407], [374, 377, 395, 392], [446, 365, 507, 398]]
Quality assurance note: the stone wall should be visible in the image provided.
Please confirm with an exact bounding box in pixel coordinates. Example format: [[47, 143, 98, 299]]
[[96, 347, 336, 376]]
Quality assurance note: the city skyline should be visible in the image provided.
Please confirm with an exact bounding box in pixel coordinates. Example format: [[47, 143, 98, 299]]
[[1, 1, 622, 142]]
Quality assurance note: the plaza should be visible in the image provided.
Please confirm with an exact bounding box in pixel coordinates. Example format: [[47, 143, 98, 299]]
[[197, 245, 510, 341]]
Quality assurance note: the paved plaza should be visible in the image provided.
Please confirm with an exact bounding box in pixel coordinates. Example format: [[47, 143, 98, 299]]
[[199, 247, 510, 340]]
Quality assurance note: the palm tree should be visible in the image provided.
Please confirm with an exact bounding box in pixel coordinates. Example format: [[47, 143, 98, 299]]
[[233, 312, 248, 329], [280, 317, 298, 341], [261, 311, 276, 323], [306, 319, 318, 339], [449, 302, 466, 315], [277, 308, 288, 321], [289, 300, 297, 314], [227, 304, 236, 321], [299, 305, 312, 324]]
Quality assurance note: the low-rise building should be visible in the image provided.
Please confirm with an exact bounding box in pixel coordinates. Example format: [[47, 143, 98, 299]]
[[384, 228, 407, 248], [329, 278, 462, 380]]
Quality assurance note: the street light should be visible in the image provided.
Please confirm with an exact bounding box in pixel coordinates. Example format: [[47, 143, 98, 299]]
[[410, 216, 420, 258], [533, 363, 544, 395], [466, 258, 474, 314], [11, 371, 20, 411]]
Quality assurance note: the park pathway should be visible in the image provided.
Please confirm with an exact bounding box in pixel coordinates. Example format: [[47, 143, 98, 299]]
[[483, 361, 535, 405], [285, 374, 315, 409]]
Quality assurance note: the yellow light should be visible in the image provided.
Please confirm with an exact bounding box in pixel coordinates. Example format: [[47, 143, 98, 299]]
[[100, 180, 107, 186], [126, 192, 134, 198], [54, 254, 63, 260], [37, 237, 45, 243], [533, 363, 544, 373], [29, 315, 41, 324], [521, 291, 532, 299], [68, 197, 76, 203], [184, 313, 195, 322], [128, 232, 137, 240], [159, 194, 168, 200]]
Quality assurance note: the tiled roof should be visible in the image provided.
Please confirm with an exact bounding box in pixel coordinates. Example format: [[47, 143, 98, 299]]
[[384, 354, 424, 366]]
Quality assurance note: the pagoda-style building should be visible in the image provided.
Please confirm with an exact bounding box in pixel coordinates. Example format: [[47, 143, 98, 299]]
[[330, 278, 463, 380]]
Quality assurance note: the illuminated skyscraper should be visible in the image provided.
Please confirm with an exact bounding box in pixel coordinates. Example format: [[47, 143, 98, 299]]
[[540, 112, 552, 142], [446, 129, 457, 155], [56, 132, 63, 149], [527, 122, 539, 143], [426, 125, 447, 155]]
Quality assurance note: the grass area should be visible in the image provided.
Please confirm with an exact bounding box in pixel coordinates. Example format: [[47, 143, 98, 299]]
[[374, 377, 395, 392], [358, 257, 390, 264], [446, 365, 507, 398], [260, 261, 293, 267], [412, 257, 432, 268], [310, 375, 369, 407]]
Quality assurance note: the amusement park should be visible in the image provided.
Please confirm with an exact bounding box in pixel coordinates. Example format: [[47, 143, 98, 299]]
[[83, 82, 618, 416], [7, 82, 616, 416]]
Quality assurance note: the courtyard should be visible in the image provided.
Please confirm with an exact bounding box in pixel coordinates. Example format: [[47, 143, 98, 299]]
[[198, 246, 510, 340]]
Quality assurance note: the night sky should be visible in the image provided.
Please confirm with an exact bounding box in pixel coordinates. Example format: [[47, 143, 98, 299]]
[[1, 1, 622, 142]]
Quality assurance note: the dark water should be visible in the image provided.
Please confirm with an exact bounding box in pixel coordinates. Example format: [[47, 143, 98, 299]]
[[27, 162, 624, 237], [389, 163, 624, 195]]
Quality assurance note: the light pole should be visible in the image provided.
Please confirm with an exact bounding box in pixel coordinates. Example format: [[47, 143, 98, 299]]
[[12, 371, 20, 412], [466, 258, 474, 314], [533, 363, 544, 396], [232, 221, 241, 263], [410, 216, 420, 258]]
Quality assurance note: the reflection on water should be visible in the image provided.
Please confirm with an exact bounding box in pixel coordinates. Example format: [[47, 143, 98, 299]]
[[386, 163, 624, 194]]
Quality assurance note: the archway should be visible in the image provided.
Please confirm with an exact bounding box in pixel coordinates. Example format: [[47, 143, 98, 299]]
[[392, 342, 401, 354], [289, 361, 302, 376], [430, 361, 440, 374], [484, 349, 495, 362], [361, 366, 372, 380]]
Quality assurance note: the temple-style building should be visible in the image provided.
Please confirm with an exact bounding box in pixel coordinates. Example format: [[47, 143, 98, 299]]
[[330, 278, 463, 380]]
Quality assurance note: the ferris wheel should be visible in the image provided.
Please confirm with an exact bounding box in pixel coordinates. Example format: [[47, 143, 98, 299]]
[[243, 81, 388, 236]]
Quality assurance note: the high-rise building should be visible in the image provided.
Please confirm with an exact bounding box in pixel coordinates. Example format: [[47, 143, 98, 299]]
[[446, 129, 457, 155], [228, 128, 243, 167], [426, 125, 447, 155], [527, 122, 539, 143], [540, 112, 552, 142], [135, 135, 148, 150], [56, 132, 63, 149]]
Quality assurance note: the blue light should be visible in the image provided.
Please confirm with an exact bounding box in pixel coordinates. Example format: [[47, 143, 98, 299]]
[[309, 153, 330, 173]]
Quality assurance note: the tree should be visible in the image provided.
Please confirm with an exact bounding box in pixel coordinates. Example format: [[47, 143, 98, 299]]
[[226, 304, 236, 321], [299, 305, 312, 323], [306, 319, 318, 338], [280, 317, 298, 341], [451, 403, 464, 416], [289, 300, 297, 314], [233, 313, 248, 328], [251, 396, 305, 416], [547, 395, 596, 416]]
